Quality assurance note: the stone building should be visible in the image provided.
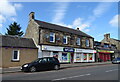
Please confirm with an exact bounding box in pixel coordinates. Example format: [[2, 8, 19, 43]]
[[24, 12, 96, 63], [94, 41, 116, 62], [101, 33, 120, 58], [0, 35, 38, 68]]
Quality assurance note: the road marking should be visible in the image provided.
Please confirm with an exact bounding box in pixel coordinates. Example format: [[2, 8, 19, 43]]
[[52, 73, 91, 81], [105, 69, 118, 72]]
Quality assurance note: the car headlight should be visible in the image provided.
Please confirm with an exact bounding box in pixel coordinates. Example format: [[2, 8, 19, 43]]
[[23, 64, 28, 67]]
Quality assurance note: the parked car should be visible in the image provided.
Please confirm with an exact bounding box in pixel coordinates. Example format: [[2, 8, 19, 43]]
[[21, 57, 60, 72], [112, 57, 120, 64]]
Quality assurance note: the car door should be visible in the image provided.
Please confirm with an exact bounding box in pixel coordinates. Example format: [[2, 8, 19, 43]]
[[35, 58, 44, 70], [47, 57, 55, 69], [40, 58, 49, 70]]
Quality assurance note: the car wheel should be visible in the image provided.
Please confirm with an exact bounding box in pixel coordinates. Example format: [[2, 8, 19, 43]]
[[30, 66, 36, 72], [54, 65, 59, 70]]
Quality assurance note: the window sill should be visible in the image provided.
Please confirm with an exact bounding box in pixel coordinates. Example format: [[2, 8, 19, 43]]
[[11, 60, 20, 62]]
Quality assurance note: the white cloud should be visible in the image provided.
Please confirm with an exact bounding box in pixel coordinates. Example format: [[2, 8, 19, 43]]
[[0, 0, 16, 17], [0, 14, 6, 23], [0, 24, 3, 28], [109, 15, 118, 27], [86, 2, 112, 25], [0, 0, 23, 28], [93, 3, 111, 17], [53, 17, 90, 32], [14, 3, 23, 10], [72, 18, 90, 31], [52, 2, 69, 23]]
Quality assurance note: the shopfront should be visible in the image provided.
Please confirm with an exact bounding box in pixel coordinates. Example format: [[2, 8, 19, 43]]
[[75, 49, 96, 62], [41, 45, 74, 63], [97, 50, 114, 62], [41, 45, 96, 63]]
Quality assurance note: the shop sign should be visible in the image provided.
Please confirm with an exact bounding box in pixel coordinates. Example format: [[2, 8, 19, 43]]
[[63, 48, 75, 52], [98, 50, 114, 53]]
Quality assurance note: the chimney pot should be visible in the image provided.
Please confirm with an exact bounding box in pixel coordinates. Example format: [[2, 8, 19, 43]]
[[29, 12, 35, 20], [77, 28, 79, 30]]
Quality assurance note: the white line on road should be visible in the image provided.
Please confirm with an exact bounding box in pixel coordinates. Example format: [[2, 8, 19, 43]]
[[52, 73, 91, 81], [105, 69, 118, 72]]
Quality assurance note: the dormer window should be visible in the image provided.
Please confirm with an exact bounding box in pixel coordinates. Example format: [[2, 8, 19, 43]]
[[50, 32, 55, 42]]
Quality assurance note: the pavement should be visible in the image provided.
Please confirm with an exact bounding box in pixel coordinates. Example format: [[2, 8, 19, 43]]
[[1, 62, 112, 74]]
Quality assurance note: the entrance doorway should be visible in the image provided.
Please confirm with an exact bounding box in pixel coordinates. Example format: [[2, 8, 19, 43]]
[[70, 53, 74, 63]]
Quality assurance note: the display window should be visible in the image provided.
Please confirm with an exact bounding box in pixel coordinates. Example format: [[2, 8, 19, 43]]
[[62, 53, 68, 61], [83, 53, 87, 60], [53, 52, 58, 59], [88, 54, 93, 60], [76, 53, 81, 61]]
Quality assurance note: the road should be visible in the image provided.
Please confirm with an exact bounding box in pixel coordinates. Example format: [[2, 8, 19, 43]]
[[2, 64, 119, 81]]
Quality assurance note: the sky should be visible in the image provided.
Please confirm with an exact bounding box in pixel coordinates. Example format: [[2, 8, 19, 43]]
[[0, 0, 119, 41]]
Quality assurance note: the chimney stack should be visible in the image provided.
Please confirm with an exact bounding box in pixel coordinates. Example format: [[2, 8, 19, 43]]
[[29, 12, 35, 21], [104, 33, 110, 40]]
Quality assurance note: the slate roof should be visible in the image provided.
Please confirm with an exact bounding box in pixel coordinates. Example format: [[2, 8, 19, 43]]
[[35, 20, 93, 38], [0, 35, 37, 49], [112, 38, 120, 42]]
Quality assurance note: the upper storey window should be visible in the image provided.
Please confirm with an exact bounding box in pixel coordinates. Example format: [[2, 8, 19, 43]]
[[76, 38, 81, 45], [86, 39, 89, 47], [50, 32, 55, 42], [63, 36, 68, 44]]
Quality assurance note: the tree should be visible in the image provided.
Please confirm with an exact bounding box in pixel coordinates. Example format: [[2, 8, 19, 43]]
[[5, 22, 24, 36]]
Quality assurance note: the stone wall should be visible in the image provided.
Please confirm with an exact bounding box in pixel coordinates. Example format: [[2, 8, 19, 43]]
[[24, 19, 40, 45], [40, 28, 94, 49]]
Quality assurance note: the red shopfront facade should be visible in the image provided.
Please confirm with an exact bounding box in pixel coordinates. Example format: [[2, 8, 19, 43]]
[[97, 50, 114, 62]]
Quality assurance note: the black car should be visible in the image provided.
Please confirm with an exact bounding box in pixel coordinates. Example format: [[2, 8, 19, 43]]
[[21, 57, 60, 72], [112, 57, 120, 64]]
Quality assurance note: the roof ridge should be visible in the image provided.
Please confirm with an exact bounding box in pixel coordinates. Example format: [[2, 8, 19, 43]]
[[1, 35, 32, 40], [35, 19, 93, 38]]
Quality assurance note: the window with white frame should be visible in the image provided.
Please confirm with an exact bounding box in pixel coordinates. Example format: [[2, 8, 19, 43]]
[[86, 39, 89, 47], [50, 32, 55, 42], [63, 36, 68, 44], [76, 38, 81, 45], [12, 50, 20, 61]]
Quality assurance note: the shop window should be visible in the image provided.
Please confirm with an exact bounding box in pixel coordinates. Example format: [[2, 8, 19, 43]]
[[53, 52, 58, 59], [86, 39, 89, 47], [76, 53, 81, 61], [50, 32, 55, 42], [62, 53, 67, 61], [76, 38, 81, 45], [88, 54, 93, 60], [63, 36, 68, 44], [12, 50, 19, 61], [83, 53, 87, 60]]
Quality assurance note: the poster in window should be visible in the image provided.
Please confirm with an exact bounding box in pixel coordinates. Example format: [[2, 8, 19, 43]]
[[76, 54, 81, 61], [62, 53, 67, 61], [83, 54, 87, 60], [53, 52, 58, 59], [89, 54, 93, 60]]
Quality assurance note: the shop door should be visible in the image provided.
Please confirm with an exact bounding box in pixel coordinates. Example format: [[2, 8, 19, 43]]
[[71, 53, 74, 63], [106, 54, 110, 61], [104, 54, 107, 62]]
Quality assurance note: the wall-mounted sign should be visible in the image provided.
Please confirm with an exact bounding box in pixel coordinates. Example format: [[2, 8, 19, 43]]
[[63, 48, 75, 52], [98, 50, 114, 53]]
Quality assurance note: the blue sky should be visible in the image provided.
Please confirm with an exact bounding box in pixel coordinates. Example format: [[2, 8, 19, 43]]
[[0, 0, 119, 41]]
